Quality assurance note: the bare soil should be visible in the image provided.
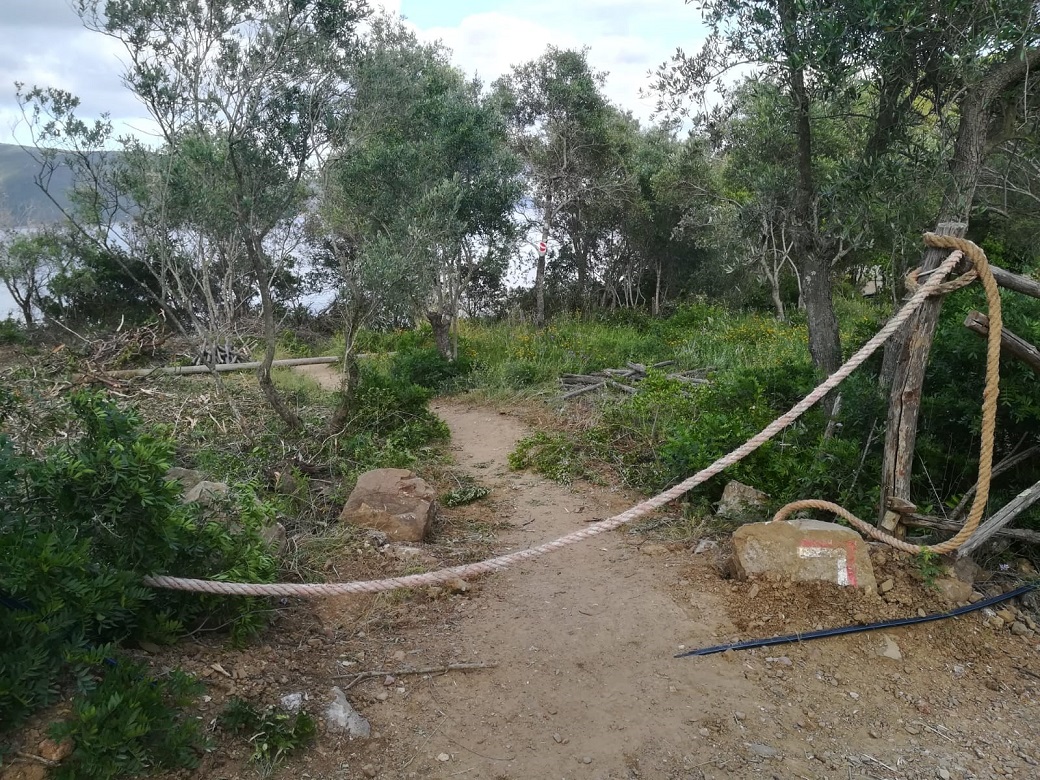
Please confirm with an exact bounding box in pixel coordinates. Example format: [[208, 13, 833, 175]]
[[5, 376, 1040, 780]]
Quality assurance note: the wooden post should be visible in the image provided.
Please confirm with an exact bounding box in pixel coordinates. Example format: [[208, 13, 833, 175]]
[[878, 221, 967, 536]]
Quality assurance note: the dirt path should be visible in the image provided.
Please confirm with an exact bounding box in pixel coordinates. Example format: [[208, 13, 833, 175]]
[[364, 399, 756, 779]]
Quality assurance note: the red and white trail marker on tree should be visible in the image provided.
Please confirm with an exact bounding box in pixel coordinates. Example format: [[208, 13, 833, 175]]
[[537, 241, 547, 255]]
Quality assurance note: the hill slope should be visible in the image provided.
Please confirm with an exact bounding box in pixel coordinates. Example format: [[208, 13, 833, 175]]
[[0, 143, 77, 226]]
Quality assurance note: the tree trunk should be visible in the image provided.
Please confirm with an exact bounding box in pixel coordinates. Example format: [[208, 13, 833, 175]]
[[245, 235, 304, 431], [777, 0, 841, 386], [535, 192, 552, 327], [428, 310, 453, 360]]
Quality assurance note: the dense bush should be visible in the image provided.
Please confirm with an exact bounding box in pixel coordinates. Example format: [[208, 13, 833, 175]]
[[0, 390, 277, 741], [390, 346, 473, 392]]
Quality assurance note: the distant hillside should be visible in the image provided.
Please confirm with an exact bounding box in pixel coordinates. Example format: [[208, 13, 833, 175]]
[[0, 143, 79, 226]]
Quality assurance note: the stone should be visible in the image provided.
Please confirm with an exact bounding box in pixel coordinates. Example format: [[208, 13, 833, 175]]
[[717, 481, 771, 520], [694, 539, 719, 554], [362, 765, 377, 778], [730, 519, 876, 592], [640, 543, 670, 556], [262, 521, 288, 555], [165, 467, 206, 491], [37, 738, 73, 763], [879, 578, 895, 593], [280, 692, 305, 712], [746, 743, 780, 759], [182, 480, 230, 505], [325, 687, 371, 738], [1011, 621, 1033, 637], [436, 753, 451, 762], [876, 635, 902, 661], [934, 577, 973, 605], [339, 469, 436, 543]]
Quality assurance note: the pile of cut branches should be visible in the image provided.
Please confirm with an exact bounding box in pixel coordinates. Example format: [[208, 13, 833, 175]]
[[559, 361, 712, 399]]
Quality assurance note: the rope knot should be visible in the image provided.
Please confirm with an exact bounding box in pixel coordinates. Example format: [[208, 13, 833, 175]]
[[905, 234, 989, 296]]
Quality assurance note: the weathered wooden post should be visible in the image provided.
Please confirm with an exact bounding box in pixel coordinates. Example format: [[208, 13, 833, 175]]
[[877, 221, 967, 536]]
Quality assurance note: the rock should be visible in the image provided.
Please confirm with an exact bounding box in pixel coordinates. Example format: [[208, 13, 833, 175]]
[[1011, 621, 1033, 637], [37, 738, 73, 763], [730, 519, 877, 592], [746, 743, 780, 759], [879, 578, 895, 593], [280, 692, 305, 712], [934, 577, 973, 605], [582, 756, 593, 764], [445, 577, 470, 594], [362, 765, 377, 778], [640, 543, 670, 556], [989, 616, 1006, 630], [182, 480, 230, 506], [694, 539, 719, 554], [339, 469, 436, 542], [876, 634, 902, 661], [262, 521, 288, 555], [938, 769, 951, 780], [717, 481, 771, 520], [325, 687, 371, 738], [436, 753, 450, 762], [165, 467, 206, 491]]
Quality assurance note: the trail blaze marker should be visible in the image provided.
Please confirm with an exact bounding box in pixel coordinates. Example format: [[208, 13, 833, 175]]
[[538, 241, 547, 254]]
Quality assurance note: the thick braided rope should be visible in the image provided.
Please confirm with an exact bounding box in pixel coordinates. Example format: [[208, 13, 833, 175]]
[[144, 247, 967, 598], [773, 234, 1001, 555]]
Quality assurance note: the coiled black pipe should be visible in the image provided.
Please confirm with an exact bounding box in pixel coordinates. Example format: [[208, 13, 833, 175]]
[[677, 581, 1038, 658]]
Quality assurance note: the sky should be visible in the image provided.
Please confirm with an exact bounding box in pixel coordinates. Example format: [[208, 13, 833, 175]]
[[0, 0, 706, 146]]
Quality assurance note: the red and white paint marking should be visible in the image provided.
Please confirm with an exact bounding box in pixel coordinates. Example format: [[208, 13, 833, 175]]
[[797, 539, 858, 587]]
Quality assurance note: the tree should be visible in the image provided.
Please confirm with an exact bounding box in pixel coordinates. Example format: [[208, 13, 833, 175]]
[[494, 47, 621, 325], [0, 230, 65, 326], [19, 0, 368, 429], [321, 17, 520, 365]]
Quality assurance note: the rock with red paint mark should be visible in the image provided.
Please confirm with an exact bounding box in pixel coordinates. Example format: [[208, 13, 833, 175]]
[[339, 468, 436, 542], [730, 519, 876, 593]]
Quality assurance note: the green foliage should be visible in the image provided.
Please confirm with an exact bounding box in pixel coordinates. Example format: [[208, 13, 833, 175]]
[[0, 391, 277, 734], [219, 697, 317, 768], [915, 549, 945, 589], [0, 317, 25, 344], [390, 347, 474, 392], [440, 478, 491, 507], [509, 431, 588, 484], [334, 365, 449, 477], [50, 660, 206, 780]]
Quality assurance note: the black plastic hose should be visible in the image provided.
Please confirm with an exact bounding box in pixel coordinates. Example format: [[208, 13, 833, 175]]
[[677, 581, 1038, 658]]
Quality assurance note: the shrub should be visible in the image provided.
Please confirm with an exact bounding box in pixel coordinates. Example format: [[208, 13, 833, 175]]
[[50, 660, 206, 780], [0, 390, 277, 734], [390, 347, 473, 392], [219, 697, 317, 768]]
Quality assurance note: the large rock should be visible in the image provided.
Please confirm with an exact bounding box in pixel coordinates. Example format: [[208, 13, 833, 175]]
[[717, 481, 771, 521], [731, 518, 877, 592], [339, 468, 436, 543]]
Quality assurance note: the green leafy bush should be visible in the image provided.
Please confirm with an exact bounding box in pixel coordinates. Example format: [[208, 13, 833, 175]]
[[51, 660, 206, 780], [0, 390, 277, 735], [390, 347, 473, 392], [219, 697, 317, 768]]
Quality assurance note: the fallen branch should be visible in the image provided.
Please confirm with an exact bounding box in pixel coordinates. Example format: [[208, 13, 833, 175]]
[[903, 513, 1040, 546], [561, 382, 607, 399], [964, 311, 1040, 376], [14, 752, 60, 768], [73, 354, 387, 381], [335, 661, 498, 689]]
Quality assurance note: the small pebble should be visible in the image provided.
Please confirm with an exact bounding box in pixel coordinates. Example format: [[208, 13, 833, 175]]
[[362, 765, 377, 779], [582, 756, 592, 764], [938, 770, 951, 780], [436, 753, 450, 762]]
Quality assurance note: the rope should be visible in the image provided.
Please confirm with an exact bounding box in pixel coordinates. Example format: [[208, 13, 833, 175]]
[[143, 238, 978, 598], [772, 234, 1001, 555]]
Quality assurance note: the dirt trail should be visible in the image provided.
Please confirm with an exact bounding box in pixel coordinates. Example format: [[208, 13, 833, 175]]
[[376, 400, 756, 779]]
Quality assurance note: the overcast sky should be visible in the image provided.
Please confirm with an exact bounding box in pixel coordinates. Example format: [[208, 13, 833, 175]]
[[0, 0, 706, 146]]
